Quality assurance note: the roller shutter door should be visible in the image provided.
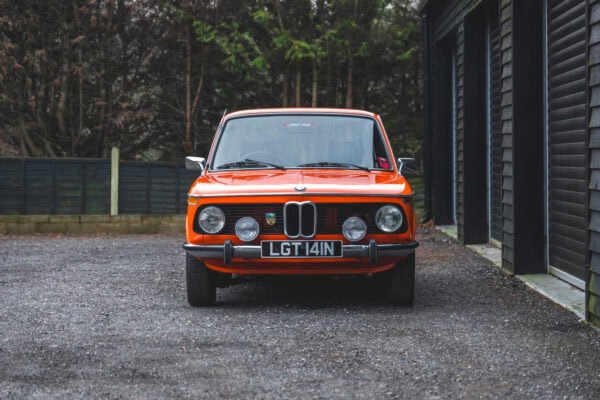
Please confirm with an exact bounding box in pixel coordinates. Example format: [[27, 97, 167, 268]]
[[547, 0, 587, 280], [489, 3, 502, 242]]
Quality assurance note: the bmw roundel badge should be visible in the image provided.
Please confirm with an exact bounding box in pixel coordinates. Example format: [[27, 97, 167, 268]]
[[265, 212, 277, 226]]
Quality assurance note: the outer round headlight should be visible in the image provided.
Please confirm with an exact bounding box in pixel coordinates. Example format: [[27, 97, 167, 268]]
[[198, 206, 225, 234], [342, 217, 367, 242], [375, 205, 403, 233], [235, 217, 259, 242]]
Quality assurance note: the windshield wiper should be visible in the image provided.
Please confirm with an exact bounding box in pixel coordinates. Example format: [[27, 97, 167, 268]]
[[216, 159, 286, 170], [296, 161, 370, 171]]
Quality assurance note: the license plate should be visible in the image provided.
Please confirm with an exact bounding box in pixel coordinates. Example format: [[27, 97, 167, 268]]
[[261, 240, 343, 258]]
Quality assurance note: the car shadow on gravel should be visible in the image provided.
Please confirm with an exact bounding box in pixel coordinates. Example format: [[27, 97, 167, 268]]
[[194, 227, 564, 317], [210, 274, 407, 309], [190, 228, 473, 310]]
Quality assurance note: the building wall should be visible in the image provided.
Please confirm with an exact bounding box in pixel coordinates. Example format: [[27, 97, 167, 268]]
[[588, 0, 600, 325], [425, 0, 504, 245], [499, 0, 515, 269], [421, 0, 598, 324], [456, 22, 466, 241], [424, 0, 477, 235], [546, 0, 589, 282], [511, 1, 546, 275]]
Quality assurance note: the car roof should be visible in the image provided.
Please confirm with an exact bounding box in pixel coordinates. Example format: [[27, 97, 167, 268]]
[[223, 108, 378, 120]]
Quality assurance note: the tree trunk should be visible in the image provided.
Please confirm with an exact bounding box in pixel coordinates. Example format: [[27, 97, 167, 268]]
[[311, 60, 318, 107], [190, 55, 205, 152], [77, 47, 83, 154], [346, 0, 359, 108], [56, 58, 69, 143], [295, 68, 301, 107], [282, 71, 289, 107], [185, 26, 192, 154], [345, 51, 353, 108], [19, 117, 41, 156]]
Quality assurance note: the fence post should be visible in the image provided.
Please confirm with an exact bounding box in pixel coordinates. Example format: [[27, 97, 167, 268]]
[[111, 147, 119, 215]]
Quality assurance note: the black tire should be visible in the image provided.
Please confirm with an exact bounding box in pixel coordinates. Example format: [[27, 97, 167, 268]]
[[384, 253, 415, 306], [186, 254, 216, 306]]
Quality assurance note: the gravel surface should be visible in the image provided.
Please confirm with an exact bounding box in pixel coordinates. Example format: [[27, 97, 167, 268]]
[[0, 228, 599, 399]]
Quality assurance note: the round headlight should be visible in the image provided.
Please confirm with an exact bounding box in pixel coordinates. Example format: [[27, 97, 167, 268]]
[[375, 205, 403, 233], [235, 217, 259, 242], [198, 206, 225, 234], [342, 217, 367, 242]]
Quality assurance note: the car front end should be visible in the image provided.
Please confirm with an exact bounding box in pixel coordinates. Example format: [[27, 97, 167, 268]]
[[183, 108, 418, 306]]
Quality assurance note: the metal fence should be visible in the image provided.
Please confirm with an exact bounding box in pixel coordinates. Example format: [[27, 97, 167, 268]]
[[0, 158, 200, 215]]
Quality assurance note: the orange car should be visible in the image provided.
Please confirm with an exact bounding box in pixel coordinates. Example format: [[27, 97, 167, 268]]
[[183, 108, 418, 306]]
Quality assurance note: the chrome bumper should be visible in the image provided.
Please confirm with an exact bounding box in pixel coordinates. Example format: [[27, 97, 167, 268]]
[[183, 240, 418, 265]]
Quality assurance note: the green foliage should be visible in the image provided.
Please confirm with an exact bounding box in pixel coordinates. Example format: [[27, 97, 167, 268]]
[[252, 10, 274, 24], [0, 0, 422, 161], [193, 21, 216, 44]]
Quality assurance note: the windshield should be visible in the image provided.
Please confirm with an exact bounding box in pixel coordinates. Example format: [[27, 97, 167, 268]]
[[210, 114, 392, 171]]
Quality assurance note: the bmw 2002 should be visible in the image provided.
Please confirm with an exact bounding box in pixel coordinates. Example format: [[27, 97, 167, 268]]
[[183, 108, 418, 306]]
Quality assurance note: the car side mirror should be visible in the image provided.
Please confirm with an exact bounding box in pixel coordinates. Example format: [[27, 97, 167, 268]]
[[186, 156, 206, 174], [398, 158, 417, 175]]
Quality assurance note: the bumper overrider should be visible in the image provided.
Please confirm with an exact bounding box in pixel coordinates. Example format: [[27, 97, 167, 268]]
[[183, 239, 419, 265]]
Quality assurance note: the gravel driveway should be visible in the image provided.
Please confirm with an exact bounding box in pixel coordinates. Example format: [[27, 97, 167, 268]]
[[0, 228, 598, 399]]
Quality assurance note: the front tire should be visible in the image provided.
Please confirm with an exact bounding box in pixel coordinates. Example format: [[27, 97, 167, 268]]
[[384, 253, 415, 306], [186, 254, 216, 306]]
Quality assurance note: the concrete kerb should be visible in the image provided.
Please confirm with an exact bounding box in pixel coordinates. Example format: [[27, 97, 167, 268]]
[[0, 215, 185, 235]]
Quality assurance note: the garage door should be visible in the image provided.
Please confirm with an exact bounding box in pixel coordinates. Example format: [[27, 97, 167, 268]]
[[546, 0, 587, 281], [489, 2, 502, 242]]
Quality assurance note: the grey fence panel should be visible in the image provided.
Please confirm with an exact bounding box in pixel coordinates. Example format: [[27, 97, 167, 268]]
[[23, 160, 53, 214], [119, 163, 150, 214], [0, 159, 25, 214], [0, 158, 111, 215], [54, 160, 111, 214], [83, 161, 112, 214], [0, 158, 198, 215], [119, 162, 199, 214]]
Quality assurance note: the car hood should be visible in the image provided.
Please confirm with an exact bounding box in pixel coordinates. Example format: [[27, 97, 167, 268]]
[[188, 169, 411, 198]]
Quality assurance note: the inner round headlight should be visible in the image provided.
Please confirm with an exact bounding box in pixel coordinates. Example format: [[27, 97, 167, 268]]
[[375, 205, 403, 233], [235, 217, 259, 242], [198, 206, 225, 234], [342, 217, 367, 241]]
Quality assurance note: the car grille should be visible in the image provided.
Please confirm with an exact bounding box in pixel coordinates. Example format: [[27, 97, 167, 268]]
[[284, 201, 316, 238], [196, 202, 407, 236]]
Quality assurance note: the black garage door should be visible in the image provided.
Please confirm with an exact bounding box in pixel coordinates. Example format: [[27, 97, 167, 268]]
[[489, 2, 502, 243], [546, 0, 587, 280]]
